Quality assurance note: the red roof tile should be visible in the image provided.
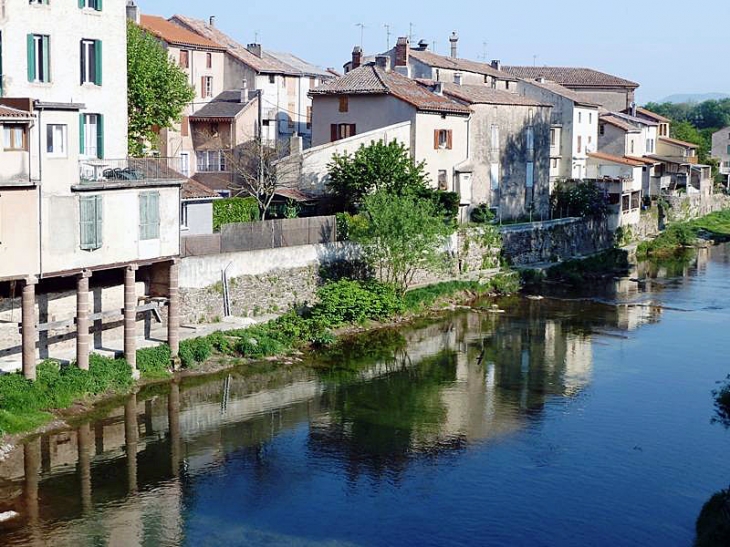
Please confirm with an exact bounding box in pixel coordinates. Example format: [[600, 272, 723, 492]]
[[503, 66, 639, 89], [0, 105, 32, 118], [588, 151, 645, 166], [139, 15, 226, 51], [659, 136, 698, 149], [182, 178, 221, 200], [409, 49, 518, 81], [440, 83, 551, 107]]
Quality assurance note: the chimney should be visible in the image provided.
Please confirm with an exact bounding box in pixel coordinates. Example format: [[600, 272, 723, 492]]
[[375, 55, 389, 70], [454, 72, 462, 86], [209, 15, 216, 27], [395, 36, 409, 67], [240, 79, 248, 103], [432, 82, 444, 96], [449, 31, 459, 59], [352, 46, 363, 70], [630, 102, 637, 117], [125, 0, 140, 24], [491, 59, 501, 71], [536, 77, 546, 84], [417, 39, 429, 51], [247, 43, 262, 58]]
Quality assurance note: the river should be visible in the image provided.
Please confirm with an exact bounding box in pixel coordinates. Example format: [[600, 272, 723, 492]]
[[1, 245, 729, 547]]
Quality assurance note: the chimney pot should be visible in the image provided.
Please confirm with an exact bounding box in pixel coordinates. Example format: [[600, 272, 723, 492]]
[[209, 15, 216, 26], [449, 31, 458, 59], [417, 39, 429, 51]]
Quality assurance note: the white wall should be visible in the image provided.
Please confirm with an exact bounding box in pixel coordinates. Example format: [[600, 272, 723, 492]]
[[413, 112, 470, 191]]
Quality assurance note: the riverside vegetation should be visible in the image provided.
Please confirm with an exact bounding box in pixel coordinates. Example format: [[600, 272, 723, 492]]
[[637, 209, 730, 258]]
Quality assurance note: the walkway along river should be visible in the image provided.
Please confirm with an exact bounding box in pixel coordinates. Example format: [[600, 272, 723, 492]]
[[0, 245, 729, 546]]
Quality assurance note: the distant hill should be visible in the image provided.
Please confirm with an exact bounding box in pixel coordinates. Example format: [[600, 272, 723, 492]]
[[660, 92, 730, 103]]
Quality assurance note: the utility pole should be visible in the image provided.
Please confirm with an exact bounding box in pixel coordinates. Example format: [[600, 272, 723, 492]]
[[356, 23, 366, 48], [384, 23, 391, 50]]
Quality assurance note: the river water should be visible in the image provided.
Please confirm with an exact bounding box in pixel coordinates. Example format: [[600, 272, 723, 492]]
[[1, 246, 729, 547]]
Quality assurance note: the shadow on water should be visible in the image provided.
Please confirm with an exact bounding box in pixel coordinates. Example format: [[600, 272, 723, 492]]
[[0, 244, 729, 546]]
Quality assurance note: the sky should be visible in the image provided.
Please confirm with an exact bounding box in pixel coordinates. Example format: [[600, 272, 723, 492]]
[[137, 0, 730, 104]]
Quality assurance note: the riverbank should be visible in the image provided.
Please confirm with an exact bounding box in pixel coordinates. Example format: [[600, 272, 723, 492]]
[[637, 209, 730, 259], [0, 273, 519, 447]]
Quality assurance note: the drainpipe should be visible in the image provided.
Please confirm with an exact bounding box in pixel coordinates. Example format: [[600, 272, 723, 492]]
[[36, 107, 43, 278]]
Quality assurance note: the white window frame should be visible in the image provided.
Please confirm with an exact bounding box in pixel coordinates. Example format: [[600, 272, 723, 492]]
[[46, 124, 67, 157], [196, 150, 227, 172], [3, 125, 26, 150], [80, 39, 96, 85], [437, 129, 449, 150], [82, 114, 99, 158]]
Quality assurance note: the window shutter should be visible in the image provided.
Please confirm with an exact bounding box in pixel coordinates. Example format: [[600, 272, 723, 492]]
[[330, 124, 337, 142], [78, 0, 84, 8], [151, 192, 160, 238], [41, 36, 50, 82], [96, 114, 104, 158], [94, 195, 103, 248], [80, 196, 96, 250], [95, 0, 102, 11], [94, 40, 102, 85], [447, 130, 453, 150], [201, 77, 205, 97], [434, 130, 439, 150], [80, 40, 85, 84], [79, 114, 85, 154], [181, 116, 189, 137], [349, 124, 356, 137], [27, 35, 35, 82]]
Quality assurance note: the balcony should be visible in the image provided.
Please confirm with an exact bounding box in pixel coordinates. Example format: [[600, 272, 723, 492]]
[[584, 176, 636, 195], [79, 157, 187, 184]]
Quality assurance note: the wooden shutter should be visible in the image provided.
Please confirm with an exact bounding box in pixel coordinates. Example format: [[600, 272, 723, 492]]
[[94, 40, 102, 85], [79, 114, 85, 154], [80, 195, 102, 250], [41, 36, 50, 82], [181, 116, 189, 137], [80, 40, 85, 84], [330, 124, 338, 142], [95, 0, 102, 11], [78, 0, 85, 8], [139, 193, 148, 240], [96, 114, 104, 159], [434, 130, 439, 150], [27, 35, 35, 82], [150, 192, 160, 239], [446, 130, 453, 150], [94, 195, 103, 248], [349, 124, 356, 137], [201, 76, 205, 98]]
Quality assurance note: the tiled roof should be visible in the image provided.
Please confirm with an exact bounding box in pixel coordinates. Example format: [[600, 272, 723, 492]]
[[631, 107, 670, 123], [503, 66, 639, 89], [625, 156, 661, 165], [600, 114, 639, 133], [0, 105, 32, 118], [587, 151, 645, 167], [139, 15, 226, 51], [659, 136, 698, 149], [182, 178, 220, 200], [440, 83, 550, 107], [190, 90, 256, 120], [310, 65, 470, 115], [520, 78, 600, 107], [409, 49, 518, 80], [171, 15, 332, 78]]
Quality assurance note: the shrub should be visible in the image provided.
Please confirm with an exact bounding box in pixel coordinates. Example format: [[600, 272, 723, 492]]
[[179, 337, 213, 368], [136, 345, 172, 379], [470, 204, 496, 224], [213, 197, 260, 232], [312, 280, 403, 327]]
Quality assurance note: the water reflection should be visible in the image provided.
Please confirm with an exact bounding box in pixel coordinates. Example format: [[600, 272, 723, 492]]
[[0, 245, 728, 546]]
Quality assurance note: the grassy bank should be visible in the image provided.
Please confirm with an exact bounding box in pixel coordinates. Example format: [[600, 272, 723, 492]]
[[0, 273, 518, 439], [521, 248, 630, 288], [637, 209, 730, 258]]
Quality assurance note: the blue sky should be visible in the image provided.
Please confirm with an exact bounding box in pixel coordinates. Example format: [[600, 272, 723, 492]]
[[137, 0, 729, 103]]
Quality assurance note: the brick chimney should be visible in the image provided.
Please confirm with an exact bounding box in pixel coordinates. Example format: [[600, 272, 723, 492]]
[[352, 46, 363, 70], [395, 37, 409, 67], [247, 43, 262, 58], [449, 32, 459, 59], [125, 0, 140, 24]]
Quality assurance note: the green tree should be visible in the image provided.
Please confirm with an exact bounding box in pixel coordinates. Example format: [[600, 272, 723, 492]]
[[327, 140, 430, 212], [350, 189, 452, 294], [127, 21, 195, 156]]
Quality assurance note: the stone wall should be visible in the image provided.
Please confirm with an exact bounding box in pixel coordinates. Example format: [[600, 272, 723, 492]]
[[499, 217, 613, 266]]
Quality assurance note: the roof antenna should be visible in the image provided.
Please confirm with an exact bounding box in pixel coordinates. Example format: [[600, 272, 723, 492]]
[[356, 23, 366, 48], [384, 23, 391, 51]]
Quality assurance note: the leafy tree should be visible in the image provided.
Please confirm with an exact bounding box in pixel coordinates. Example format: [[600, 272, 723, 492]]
[[327, 140, 430, 212], [127, 21, 195, 156], [349, 189, 453, 294], [550, 180, 609, 219]]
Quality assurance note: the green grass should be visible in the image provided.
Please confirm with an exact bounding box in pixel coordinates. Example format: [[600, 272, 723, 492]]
[[137, 345, 173, 380], [537, 249, 630, 287], [638, 209, 730, 258], [404, 275, 520, 312]]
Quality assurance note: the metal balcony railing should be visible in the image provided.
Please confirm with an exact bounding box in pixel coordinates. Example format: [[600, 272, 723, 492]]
[[79, 157, 187, 183]]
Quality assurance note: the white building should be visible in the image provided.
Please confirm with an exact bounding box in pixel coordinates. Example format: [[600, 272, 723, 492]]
[[711, 126, 730, 181]]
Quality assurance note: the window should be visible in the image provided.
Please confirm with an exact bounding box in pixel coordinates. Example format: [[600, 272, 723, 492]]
[[79, 0, 102, 11], [29, 0, 49, 5], [491, 124, 499, 151], [306, 106, 312, 129], [330, 123, 356, 142], [339, 96, 349, 113], [139, 192, 160, 241], [201, 76, 213, 98], [526, 161, 534, 188], [577, 135, 582, 154], [179, 50, 189, 69], [268, 74, 275, 84], [206, 52, 212, 69], [196, 150, 227, 172], [27, 34, 50, 83], [589, 112, 592, 124], [578, 112, 582, 123], [646, 138, 654, 154], [46, 124, 66, 156], [434, 129, 452, 150], [551, 158, 558, 169], [526, 127, 534, 152], [181, 203, 189, 229], [179, 152, 190, 176], [727, 145, 730, 155], [550, 128, 556, 147], [3, 125, 27, 150], [438, 170, 448, 191], [490, 163, 500, 190], [79, 195, 103, 251], [599, 124, 605, 136], [505, 81, 510, 90], [80, 39, 102, 85], [80, 113, 104, 158], [630, 140, 635, 154]]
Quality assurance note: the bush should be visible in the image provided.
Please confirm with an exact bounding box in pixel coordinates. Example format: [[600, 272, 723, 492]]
[[470, 204, 496, 224], [136, 345, 172, 379], [312, 280, 403, 327], [213, 197, 260, 232], [179, 338, 213, 369], [551, 179, 609, 219]]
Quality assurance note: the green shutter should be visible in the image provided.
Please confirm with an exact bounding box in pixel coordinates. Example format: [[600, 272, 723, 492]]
[[80, 196, 95, 250], [94, 195, 103, 249], [94, 40, 102, 86], [26, 34, 35, 82], [139, 192, 160, 240], [41, 36, 49, 82], [139, 193, 147, 240], [96, 113, 104, 159], [95, 0, 102, 11], [79, 114, 85, 154], [151, 192, 160, 239], [78, 0, 85, 8]]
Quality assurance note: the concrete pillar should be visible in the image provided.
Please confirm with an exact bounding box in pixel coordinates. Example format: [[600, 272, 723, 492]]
[[167, 260, 180, 359], [77, 423, 92, 514], [124, 265, 138, 372], [124, 393, 138, 494], [168, 382, 181, 477], [21, 277, 38, 381], [76, 271, 92, 371]]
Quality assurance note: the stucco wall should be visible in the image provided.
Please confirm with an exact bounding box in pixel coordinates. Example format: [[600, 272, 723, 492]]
[[0, 187, 39, 280], [413, 111, 470, 191], [182, 200, 214, 236], [570, 89, 631, 112]]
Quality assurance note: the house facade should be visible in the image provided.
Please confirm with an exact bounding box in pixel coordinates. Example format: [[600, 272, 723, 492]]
[[516, 78, 599, 182], [586, 152, 643, 230], [0, 0, 183, 378], [309, 63, 471, 199], [711, 127, 730, 180]]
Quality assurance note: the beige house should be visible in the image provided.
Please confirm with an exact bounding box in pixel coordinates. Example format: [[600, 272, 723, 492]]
[[0, 1, 184, 378], [439, 83, 553, 220], [309, 63, 471, 198]]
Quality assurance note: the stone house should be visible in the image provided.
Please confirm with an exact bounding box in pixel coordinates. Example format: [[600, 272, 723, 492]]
[[711, 127, 730, 181], [439, 83, 553, 220], [515, 78, 599, 182], [503, 66, 640, 112], [0, 0, 184, 377], [168, 15, 334, 150]]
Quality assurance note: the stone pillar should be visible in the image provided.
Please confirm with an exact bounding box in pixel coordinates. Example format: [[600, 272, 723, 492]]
[[168, 382, 181, 477], [77, 423, 92, 514], [124, 393, 138, 494], [124, 265, 138, 373], [21, 277, 38, 381], [76, 271, 92, 371], [168, 260, 180, 359]]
